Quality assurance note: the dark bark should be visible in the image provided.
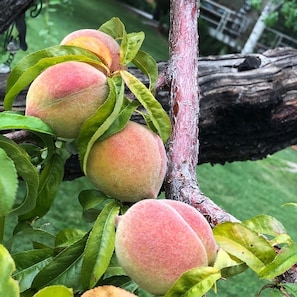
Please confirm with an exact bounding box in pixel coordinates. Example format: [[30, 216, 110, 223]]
[[2, 47, 297, 165], [0, 0, 34, 34]]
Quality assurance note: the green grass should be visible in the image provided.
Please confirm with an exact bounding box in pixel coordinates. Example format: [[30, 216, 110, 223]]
[[2, 1, 297, 296]]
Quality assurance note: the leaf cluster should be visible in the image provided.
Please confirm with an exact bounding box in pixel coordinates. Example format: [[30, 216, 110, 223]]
[[166, 213, 297, 297]]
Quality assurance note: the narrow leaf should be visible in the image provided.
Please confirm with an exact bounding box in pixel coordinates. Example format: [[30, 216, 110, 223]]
[[259, 244, 297, 280], [165, 266, 221, 297], [98, 97, 140, 142], [0, 244, 19, 297], [19, 148, 70, 221], [0, 135, 39, 216], [9, 222, 56, 251], [32, 234, 88, 291], [78, 190, 115, 222], [0, 112, 55, 135], [121, 32, 145, 65], [242, 215, 287, 237], [55, 229, 86, 248], [283, 283, 297, 296], [99, 17, 126, 40], [213, 222, 276, 274], [120, 70, 171, 142], [13, 249, 54, 292], [213, 248, 247, 278], [79, 76, 125, 173], [0, 148, 18, 216], [32, 285, 73, 297], [81, 201, 120, 289], [4, 45, 106, 110], [132, 50, 158, 90]]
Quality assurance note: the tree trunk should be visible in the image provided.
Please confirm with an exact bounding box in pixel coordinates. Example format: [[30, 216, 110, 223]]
[[2, 47, 297, 165], [0, 0, 34, 34]]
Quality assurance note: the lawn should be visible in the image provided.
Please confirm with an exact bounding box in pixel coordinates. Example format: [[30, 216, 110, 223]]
[[2, 1, 297, 296]]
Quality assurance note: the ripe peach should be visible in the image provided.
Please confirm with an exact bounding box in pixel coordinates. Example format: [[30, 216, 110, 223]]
[[85, 121, 167, 202], [25, 61, 109, 139], [61, 29, 122, 73], [81, 285, 137, 297], [115, 199, 218, 295]]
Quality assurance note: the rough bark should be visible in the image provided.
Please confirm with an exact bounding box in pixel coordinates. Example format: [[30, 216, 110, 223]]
[[2, 47, 297, 165], [0, 0, 34, 34]]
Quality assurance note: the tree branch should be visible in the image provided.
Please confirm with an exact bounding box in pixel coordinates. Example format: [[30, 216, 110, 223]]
[[3, 48, 297, 165]]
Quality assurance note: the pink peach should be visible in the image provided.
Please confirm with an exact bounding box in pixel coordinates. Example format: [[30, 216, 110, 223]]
[[25, 61, 108, 139], [85, 121, 167, 202], [115, 199, 218, 295]]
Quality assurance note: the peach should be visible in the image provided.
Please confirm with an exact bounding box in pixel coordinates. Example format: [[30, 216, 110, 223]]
[[81, 285, 137, 297], [85, 121, 167, 202], [114, 199, 218, 295], [25, 61, 109, 139], [61, 29, 122, 73]]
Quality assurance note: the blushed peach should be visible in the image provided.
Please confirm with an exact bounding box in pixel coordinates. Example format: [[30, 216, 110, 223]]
[[61, 29, 122, 73], [81, 285, 137, 297], [85, 121, 167, 202], [115, 199, 218, 295], [25, 61, 108, 139]]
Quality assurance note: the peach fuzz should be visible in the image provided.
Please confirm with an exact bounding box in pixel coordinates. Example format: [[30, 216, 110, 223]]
[[25, 61, 109, 139], [61, 29, 122, 73], [115, 199, 218, 295], [86, 121, 167, 202], [81, 285, 137, 297]]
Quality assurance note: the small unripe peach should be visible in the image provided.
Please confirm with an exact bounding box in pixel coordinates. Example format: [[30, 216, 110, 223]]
[[25, 61, 109, 139], [86, 121, 167, 202], [81, 285, 137, 297], [115, 199, 218, 295], [61, 29, 122, 73]]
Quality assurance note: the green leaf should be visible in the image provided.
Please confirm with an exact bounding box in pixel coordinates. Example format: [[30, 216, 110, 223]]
[[78, 76, 125, 173], [213, 248, 247, 278], [0, 135, 39, 216], [78, 190, 115, 222], [132, 50, 158, 90], [19, 147, 70, 221], [120, 70, 171, 143], [283, 283, 297, 296], [33, 285, 73, 297], [213, 222, 276, 274], [0, 244, 19, 297], [99, 17, 126, 40], [259, 244, 297, 280], [0, 112, 55, 135], [9, 222, 56, 251], [242, 215, 287, 237], [81, 201, 120, 289], [13, 249, 54, 292], [121, 32, 145, 66], [282, 202, 297, 208], [32, 233, 88, 291], [103, 253, 126, 279], [55, 229, 86, 248], [4, 45, 107, 110], [165, 266, 221, 297], [0, 148, 18, 216], [97, 96, 139, 142]]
